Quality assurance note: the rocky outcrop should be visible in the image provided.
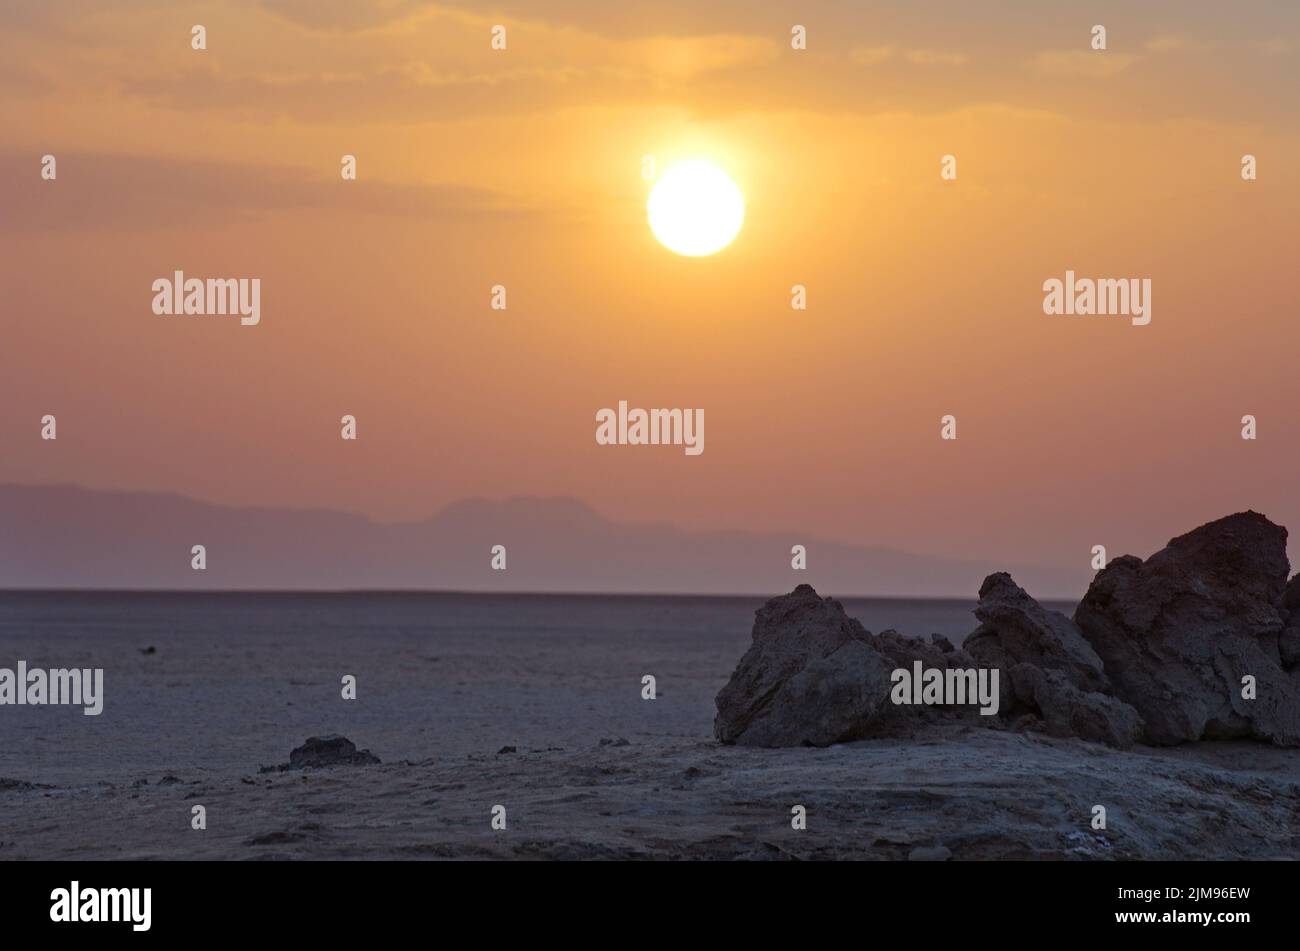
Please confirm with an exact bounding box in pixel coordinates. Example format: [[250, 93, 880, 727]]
[[734, 640, 895, 747], [716, 586, 998, 747], [965, 572, 1110, 693], [962, 571, 1144, 746], [1074, 511, 1300, 746], [714, 585, 893, 746], [1279, 573, 1300, 669], [1008, 664, 1143, 748], [715, 512, 1300, 752]]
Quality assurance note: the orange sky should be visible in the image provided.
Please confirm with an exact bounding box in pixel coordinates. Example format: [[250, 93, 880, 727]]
[[3, 0, 1299, 584]]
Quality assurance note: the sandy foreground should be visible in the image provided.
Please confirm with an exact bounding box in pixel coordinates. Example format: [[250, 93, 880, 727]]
[[4, 726, 1298, 860]]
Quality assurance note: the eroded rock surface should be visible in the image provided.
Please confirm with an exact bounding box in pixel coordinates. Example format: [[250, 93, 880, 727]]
[[965, 572, 1108, 694], [1008, 663, 1142, 749], [716, 512, 1300, 751], [714, 585, 891, 746], [1074, 511, 1300, 746]]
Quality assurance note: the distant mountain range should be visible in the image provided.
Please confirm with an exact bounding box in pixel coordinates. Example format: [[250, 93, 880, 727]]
[[0, 484, 1078, 597]]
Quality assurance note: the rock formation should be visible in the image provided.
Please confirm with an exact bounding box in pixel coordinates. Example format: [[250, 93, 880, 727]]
[[713, 585, 891, 746], [964, 572, 1143, 748], [1074, 511, 1300, 746], [965, 572, 1108, 693], [715, 585, 987, 747], [715, 511, 1300, 751], [1275, 573, 1300, 669], [1007, 663, 1142, 748]]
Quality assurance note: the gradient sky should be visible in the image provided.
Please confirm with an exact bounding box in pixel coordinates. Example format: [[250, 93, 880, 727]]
[[3, 0, 1299, 583]]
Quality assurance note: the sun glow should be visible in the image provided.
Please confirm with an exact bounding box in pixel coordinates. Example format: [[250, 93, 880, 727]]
[[647, 160, 745, 257]]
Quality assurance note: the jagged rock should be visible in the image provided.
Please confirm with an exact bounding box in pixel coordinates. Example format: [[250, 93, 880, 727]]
[[714, 585, 894, 746], [1074, 512, 1300, 746], [958, 571, 1144, 747], [286, 735, 380, 769], [965, 572, 1110, 696], [746, 641, 895, 746], [930, 634, 956, 654], [1009, 664, 1143, 749], [1279, 574, 1300, 669], [871, 628, 977, 675], [715, 586, 1004, 746], [715, 514, 1300, 753]]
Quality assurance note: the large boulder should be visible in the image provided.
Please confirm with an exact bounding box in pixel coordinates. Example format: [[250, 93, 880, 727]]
[[715, 585, 1005, 746], [731, 639, 895, 747], [714, 585, 894, 746], [1008, 663, 1143, 749], [1074, 511, 1300, 746], [961, 572, 1144, 746], [965, 572, 1110, 695]]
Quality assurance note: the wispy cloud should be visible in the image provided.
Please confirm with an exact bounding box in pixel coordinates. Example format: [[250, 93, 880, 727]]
[[850, 45, 968, 67], [1031, 50, 1140, 79], [0, 152, 533, 232]]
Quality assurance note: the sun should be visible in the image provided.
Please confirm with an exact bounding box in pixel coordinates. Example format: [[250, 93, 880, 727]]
[[647, 160, 745, 257]]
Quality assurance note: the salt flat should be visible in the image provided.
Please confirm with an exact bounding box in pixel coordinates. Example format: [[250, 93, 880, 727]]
[[2, 591, 1295, 860], [3, 726, 1297, 860]]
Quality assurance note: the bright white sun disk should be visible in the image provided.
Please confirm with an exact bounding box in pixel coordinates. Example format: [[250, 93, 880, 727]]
[[647, 161, 745, 257]]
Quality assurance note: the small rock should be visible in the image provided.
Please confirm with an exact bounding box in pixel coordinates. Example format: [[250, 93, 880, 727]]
[[598, 737, 630, 747], [497, 745, 517, 755], [286, 735, 380, 769]]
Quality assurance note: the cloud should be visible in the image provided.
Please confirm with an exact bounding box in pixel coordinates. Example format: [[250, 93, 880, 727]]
[[0, 152, 533, 232], [849, 45, 895, 66], [256, 0, 428, 33], [0, 0, 1296, 129], [631, 34, 779, 81], [1031, 50, 1140, 79], [850, 45, 968, 67], [903, 48, 969, 66]]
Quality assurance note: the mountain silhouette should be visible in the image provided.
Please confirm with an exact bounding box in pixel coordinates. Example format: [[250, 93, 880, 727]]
[[0, 483, 1074, 596]]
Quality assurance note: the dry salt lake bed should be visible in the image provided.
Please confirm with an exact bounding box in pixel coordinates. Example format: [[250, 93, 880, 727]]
[[2, 591, 1296, 860]]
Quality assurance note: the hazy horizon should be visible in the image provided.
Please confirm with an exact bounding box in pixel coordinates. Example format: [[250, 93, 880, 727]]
[[0, 481, 1091, 597]]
